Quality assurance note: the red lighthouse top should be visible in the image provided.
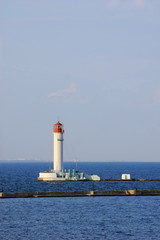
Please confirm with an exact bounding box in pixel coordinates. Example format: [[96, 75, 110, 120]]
[[54, 121, 64, 133]]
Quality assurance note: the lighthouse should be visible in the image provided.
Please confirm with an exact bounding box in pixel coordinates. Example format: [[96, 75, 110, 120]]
[[38, 121, 100, 181], [53, 121, 64, 172]]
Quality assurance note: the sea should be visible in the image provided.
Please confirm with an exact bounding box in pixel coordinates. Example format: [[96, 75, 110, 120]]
[[0, 161, 160, 240]]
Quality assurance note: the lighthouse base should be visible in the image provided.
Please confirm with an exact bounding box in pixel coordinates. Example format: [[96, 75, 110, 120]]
[[38, 170, 100, 181]]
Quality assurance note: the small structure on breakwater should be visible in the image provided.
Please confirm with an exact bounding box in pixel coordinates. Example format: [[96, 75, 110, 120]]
[[121, 174, 131, 180]]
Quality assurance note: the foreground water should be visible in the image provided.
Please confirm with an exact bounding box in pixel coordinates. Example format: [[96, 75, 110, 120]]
[[0, 196, 160, 240], [0, 162, 160, 240]]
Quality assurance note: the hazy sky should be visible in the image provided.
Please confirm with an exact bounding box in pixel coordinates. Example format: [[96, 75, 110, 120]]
[[1, 0, 160, 162]]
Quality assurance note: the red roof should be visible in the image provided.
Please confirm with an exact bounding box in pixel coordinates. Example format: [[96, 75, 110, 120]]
[[55, 121, 62, 125]]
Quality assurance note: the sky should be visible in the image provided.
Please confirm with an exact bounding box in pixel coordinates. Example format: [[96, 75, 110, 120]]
[[0, 0, 160, 162]]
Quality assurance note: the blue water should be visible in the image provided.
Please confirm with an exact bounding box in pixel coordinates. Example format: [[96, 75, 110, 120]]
[[0, 161, 160, 192], [0, 162, 160, 240]]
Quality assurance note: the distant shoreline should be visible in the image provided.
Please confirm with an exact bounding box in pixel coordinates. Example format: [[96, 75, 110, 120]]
[[0, 160, 160, 163]]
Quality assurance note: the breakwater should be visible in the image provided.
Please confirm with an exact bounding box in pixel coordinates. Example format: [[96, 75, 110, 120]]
[[100, 179, 160, 181], [1, 189, 160, 198], [37, 178, 160, 182]]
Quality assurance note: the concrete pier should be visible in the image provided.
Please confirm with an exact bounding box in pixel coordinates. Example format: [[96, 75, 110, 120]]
[[100, 179, 160, 181], [37, 178, 160, 182], [0, 189, 160, 198]]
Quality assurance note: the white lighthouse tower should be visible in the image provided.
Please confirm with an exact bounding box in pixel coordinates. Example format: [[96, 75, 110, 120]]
[[38, 121, 100, 181], [53, 121, 64, 172]]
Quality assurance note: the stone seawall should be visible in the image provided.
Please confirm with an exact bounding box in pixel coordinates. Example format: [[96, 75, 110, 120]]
[[0, 189, 160, 198], [100, 179, 160, 181]]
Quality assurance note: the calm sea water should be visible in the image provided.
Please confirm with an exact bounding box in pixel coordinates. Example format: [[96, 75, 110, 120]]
[[0, 162, 160, 240], [0, 161, 160, 192]]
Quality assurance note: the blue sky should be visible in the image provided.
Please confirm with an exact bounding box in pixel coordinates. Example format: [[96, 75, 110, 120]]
[[0, 0, 160, 162]]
